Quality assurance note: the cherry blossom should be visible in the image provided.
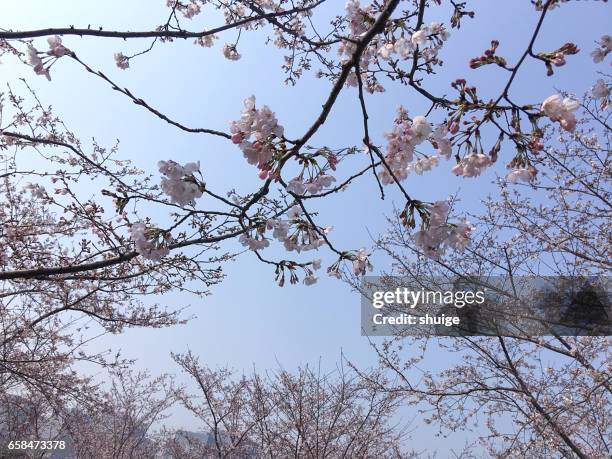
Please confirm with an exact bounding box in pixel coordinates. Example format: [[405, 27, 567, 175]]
[[410, 27, 429, 48], [182, 3, 201, 19], [167, 354, 406, 457], [541, 94, 579, 131], [505, 167, 537, 183], [286, 177, 307, 195], [267, 218, 289, 240], [590, 34, 611, 63], [303, 174, 336, 194], [129, 222, 172, 260], [413, 201, 473, 257], [1, 6, 610, 451], [428, 200, 449, 227], [158, 160, 203, 205], [378, 114, 414, 184], [378, 111, 445, 184], [413, 156, 439, 175], [25, 183, 47, 199], [373, 100, 611, 457], [282, 224, 328, 253], [376, 42, 395, 60], [25, 45, 50, 80], [259, 207, 332, 255], [431, 124, 452, 159], [222, 43, 241, 61], [411, 116, 432, 144], [195, 33, 216, 48], [114, 52, 130, 69], [287, 204, 302, 219], [352, 248, 372, 275], [47, 35, 67, 57], [338, 0, 383, 92], [377, 37, 416, 60], [445, 221, 472, 251], [345, 0, 371, 37], [451, 152, 492, 177], [393, 37, 414, 59], [239, 233, 270, 250], [414, 226, 446, 258], [303, 273, 318, 285], [592, 79, 610, 103], [429, 21, 450, 41], [23, 36, 69, 79], [378, 108, 414, 184], [230, 95, 284, 175]]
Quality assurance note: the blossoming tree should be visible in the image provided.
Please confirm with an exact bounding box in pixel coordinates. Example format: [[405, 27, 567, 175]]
[[0, 0, 610, 453], [0, 358, 409, 458], [355, 92, 611, 457], [3, 0, 608, 287]]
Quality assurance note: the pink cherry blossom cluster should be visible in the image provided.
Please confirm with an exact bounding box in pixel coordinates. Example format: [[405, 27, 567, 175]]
[[25, 183, 47, 199], [377, 37, 414, 60], [412, 156, 439, 175], [230, 95, 284, 177], [411, 115, 433, 143], [340, 0, 450, 92], [377, 22, 450, 69], [378, 115, 416, 184], [239, 231, 270, 250], [302, 259, 323, 286], [286, 173, 336, 195], [351, 248, 372, 276], [378, 109, 423, 184], [25, 36, 68, 80], [158, 160, 203, 205], [166, 0, 201, 19], [161, 0, 296, 62], [222, 43, 241, 61], [195, 33, 216, 48], [505, 167, 537, 183], [25, 47, 49, 79], [410, 21, 450, 57], [374, 22, 450, 78], [431, 124, 453, 159], [303, 270, 318, 285], [129, 222, 172, 260], [114, 52, 130, 69], [451, 152, 492, 177], [325, 248, 371, 278], [47, 36, 68, 57], [592, 79, 610, 109], [414, 201, 472, 258], [239, 206, 331, 254], [338, 1, 380, 90], [344, 0, 371, 38], [279, 222, 330, 253], [272, 13, 308, 50], [379, 109, 453, 185], [274, 258, 322, 287], [277, 206, 330, 253], [541, 94, 579, 131], [590, 35, 611, 64]]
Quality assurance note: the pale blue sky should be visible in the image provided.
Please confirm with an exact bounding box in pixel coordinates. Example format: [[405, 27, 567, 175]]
[[2, 0, 610, 451]]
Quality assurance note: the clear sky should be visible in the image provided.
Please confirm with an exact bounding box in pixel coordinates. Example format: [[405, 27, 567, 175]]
[[2, 0, 610, 452]]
